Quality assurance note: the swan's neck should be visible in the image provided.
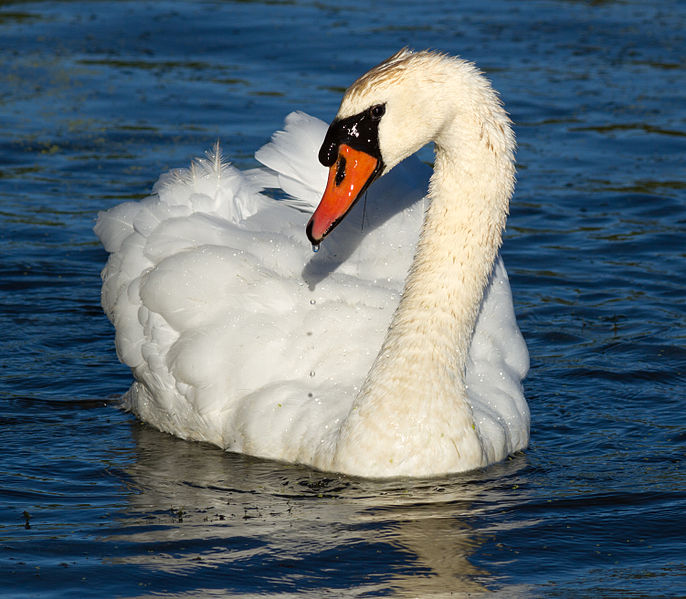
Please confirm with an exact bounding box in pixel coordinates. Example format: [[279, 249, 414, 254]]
[[333, 106, 515, 476]]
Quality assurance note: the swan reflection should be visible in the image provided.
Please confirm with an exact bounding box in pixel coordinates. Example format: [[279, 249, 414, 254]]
[[105, 422, 531, 597]]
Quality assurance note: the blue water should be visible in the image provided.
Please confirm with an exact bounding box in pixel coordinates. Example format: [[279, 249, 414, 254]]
[[1, 1, 684, 597]]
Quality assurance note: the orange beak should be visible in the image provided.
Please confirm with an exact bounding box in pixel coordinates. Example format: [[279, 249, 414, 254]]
[[306, 144, 379, 247]]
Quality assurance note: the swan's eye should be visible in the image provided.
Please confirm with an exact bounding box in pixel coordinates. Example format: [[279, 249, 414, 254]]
[[369, 104, 385, 120]]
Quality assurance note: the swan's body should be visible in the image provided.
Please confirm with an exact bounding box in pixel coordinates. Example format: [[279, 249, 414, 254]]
[[96, 50, 529, 477]]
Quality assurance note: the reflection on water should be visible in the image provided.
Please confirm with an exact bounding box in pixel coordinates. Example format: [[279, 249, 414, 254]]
[[108, 423, 531, 597]]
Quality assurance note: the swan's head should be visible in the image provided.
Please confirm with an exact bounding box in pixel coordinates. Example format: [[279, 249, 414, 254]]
[[307, 48, 473, 246]]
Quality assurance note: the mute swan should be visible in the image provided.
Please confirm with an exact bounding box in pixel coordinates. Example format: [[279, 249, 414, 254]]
[[96, 49, 529, 478]]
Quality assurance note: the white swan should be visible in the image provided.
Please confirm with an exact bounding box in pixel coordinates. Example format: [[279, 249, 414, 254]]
[[96, 49, 529, 478]]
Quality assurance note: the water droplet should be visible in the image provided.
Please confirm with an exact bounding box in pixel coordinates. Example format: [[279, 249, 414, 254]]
[[310, 299, 316, 305], [312, 243, 320, 253], [309, 371, 315, 377]]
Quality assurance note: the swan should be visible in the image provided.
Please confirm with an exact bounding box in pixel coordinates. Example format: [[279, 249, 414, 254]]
[[96, 49, 529, 478]]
